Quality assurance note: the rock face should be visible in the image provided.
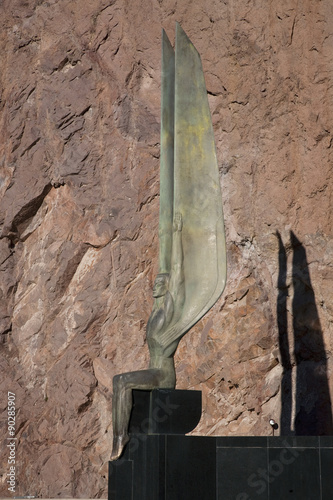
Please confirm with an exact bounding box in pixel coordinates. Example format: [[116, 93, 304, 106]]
[[1, 0, 333, 497]]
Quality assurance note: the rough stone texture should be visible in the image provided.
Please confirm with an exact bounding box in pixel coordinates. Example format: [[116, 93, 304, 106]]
[[1, 0, 333, 497]]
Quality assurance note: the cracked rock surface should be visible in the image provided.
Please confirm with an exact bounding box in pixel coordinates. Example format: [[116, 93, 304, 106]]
[[1, 0, 333, 496]]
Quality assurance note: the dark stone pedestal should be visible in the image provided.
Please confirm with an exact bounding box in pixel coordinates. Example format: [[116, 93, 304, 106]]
[[108, 390, 333, 500], [128, 388, 202, 435], [109, 433, 216, 500], [216, 436, 333, 500], [108, 389, 210, 500]]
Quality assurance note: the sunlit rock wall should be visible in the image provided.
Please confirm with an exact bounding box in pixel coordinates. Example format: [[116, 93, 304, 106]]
[[1, 0, 332, 496]]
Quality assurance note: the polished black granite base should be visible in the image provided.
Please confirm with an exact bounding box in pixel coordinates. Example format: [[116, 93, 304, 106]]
[[108, 391, 333, 500], [216, 436, 333, 500], [128, 388, 202, 435]]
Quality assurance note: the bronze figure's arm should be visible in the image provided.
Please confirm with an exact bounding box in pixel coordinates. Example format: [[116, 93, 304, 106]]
[[168, 212, 185, 324]]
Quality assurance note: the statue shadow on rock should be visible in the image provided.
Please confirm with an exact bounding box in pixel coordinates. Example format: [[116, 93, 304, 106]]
[[277, 231, 333, 435]]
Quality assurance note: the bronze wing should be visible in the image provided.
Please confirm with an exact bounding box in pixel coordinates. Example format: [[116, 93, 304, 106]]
[[159, 24, 227, 348], [158, 30, 175, 274]]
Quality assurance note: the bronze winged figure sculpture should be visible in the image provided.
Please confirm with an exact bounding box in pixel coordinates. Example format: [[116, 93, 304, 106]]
[[111, 23, 227, 461]]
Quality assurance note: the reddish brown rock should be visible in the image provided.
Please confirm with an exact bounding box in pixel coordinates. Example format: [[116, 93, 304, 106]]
[[1, 0, 333, 497]]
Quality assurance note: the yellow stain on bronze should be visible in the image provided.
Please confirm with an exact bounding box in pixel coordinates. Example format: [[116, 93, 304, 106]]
[[158, 23, 227, 350]]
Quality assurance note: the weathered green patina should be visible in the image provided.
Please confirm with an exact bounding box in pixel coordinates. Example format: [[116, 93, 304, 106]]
[[159, 23, 226, 349], [158, 29, 174, 275], [111, 23, 226, 461]]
